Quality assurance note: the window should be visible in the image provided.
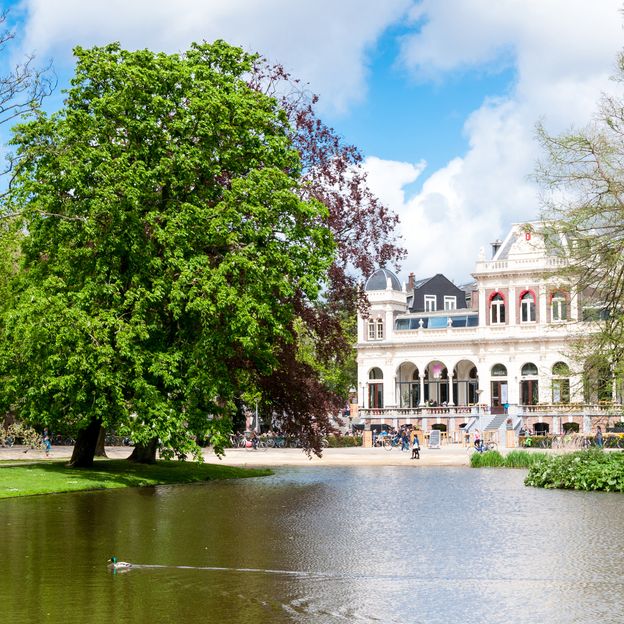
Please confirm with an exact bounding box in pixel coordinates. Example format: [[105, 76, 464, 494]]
[[491, 364, 508, 377], [521, 363, 538, 376], [520, 291, 536, 323], [368, 367, 384, 408], [490, 293, 505, 324], [424, 295, 436, 312], [367, 318, 384, 340], [444, 296, 457, 311], [521, 362, 539, 405], [551, 292, 567, 321], [552, 362, 570, 403]]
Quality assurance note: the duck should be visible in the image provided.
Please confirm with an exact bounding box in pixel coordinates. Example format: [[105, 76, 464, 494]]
[[107, 556, 132, 570]]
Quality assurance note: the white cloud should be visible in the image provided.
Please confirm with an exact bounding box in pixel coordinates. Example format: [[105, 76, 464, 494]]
[[17, 0, 412, 115], [375, 0, 624, 283], [11, 0, 624, 285]]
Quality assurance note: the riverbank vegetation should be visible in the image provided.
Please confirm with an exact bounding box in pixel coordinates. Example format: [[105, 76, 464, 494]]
[[471, 448, 624, 492], [524, 450, 624, 492], [469, 449, 547, 468], [0, 460, 271, 499]]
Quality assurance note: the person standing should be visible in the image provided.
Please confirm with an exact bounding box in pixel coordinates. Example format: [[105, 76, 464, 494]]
[[595, 426, 603, 449], [411, 433, 420, 459], [43, 427, 51, 456]]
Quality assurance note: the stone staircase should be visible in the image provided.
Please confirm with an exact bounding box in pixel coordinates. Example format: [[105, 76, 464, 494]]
[[484, 413, 508, 431]]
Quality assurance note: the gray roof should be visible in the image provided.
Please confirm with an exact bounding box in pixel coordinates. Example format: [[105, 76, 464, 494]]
[[364, 268, 402, 292]]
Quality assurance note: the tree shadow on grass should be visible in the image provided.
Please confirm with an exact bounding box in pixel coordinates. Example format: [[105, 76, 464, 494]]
[[0, 460, 271, 498]]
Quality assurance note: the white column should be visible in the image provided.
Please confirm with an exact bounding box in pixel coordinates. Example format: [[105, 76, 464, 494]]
[[508, 286, 517, 325]]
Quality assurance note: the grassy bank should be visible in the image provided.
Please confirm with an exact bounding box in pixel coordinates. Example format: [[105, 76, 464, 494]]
[[0, 459, 272, 499]]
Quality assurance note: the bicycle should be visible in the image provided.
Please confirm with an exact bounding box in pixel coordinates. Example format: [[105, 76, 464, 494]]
[[245, 437, 267, 451], [468, 440, 498, 455], [383, 434, 408, 451]]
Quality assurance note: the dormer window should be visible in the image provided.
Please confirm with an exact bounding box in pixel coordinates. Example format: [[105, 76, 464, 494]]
[[444, 296, 457, 311], [490, 293, 505, 324], [520, 291, 536, 323], [424, 295, 436, 312]]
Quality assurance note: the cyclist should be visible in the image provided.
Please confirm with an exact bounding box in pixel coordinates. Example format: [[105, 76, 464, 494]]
[[474, 429, 482, 451]]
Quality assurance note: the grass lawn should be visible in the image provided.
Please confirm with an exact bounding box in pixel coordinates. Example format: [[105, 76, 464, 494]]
[[0, 459, 272, 499]]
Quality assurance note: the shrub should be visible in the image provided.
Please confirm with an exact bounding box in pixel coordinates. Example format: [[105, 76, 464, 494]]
[[525, 449, 624, 492], [469, 450, 505, 467], [326, 435, 362, 448]]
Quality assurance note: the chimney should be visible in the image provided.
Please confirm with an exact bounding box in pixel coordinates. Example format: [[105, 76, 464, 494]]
[[491, 239, 502, 258], [408, 272, 415, 290]]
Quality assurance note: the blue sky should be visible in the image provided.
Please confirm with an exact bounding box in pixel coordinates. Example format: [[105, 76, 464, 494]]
[[4, 0, 624, 283]]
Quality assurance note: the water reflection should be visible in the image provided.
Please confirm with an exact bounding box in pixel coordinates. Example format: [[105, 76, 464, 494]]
[[2, 466, 624, 623]]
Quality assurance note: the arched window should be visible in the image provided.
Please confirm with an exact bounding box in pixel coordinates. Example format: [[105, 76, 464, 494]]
[[520, 291, 536, 323], [552, 362, 570, 376], [369, 368, 383, 380], [521, 363, 538, 376], [552, 361, 570, 403], [491, 364, 508, 377], [520, 362, 538, 405], [368, 368, 383, 408], [551, 291, 567, 321], [490, 293, 505, 324]]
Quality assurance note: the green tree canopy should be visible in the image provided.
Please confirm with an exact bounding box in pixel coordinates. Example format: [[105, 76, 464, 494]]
[[536, 49, 624, 393], [2, 41, 336, 465]]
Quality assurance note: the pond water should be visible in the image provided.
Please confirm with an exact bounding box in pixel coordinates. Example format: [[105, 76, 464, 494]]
[[2, 466, 624, 624]]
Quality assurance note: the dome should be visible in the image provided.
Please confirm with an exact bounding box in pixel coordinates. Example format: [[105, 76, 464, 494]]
[[364, 268, 401, 292]]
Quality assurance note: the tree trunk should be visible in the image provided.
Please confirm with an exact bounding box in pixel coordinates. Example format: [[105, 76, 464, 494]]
[[128, 437, 159, 464], [94, 426, 107, 457], [68, 418, 102, 467]]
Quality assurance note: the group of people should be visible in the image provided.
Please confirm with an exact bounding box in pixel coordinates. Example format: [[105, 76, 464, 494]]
[[373, 427, 421, 459]]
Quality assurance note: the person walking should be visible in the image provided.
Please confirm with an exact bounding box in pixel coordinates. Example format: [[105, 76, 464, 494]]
[[411, 433, 420, 459], [595, 426, 603, 449], [401, 429, 410, 452]]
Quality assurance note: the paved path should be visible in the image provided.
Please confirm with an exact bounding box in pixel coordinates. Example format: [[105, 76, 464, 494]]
[[2, 443, 588, 470], [202, 445, 473, 467], [0, 444, 475, 467]]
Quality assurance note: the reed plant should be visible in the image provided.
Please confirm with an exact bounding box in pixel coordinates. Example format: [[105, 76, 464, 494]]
[[469, 450, 505, 467], [504, 450, 548, 468]]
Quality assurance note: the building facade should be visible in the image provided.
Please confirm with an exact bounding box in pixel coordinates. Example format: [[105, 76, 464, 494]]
[[356, 222, 619, 441]]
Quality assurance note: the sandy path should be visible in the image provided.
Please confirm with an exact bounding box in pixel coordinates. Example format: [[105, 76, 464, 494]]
[[0, 444, 474, 467]]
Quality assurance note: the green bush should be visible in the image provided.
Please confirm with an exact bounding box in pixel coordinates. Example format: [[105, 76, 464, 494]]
[[469, 450, 505, 467], [326, 435, 362, 448], [525, 449, 624, 492]]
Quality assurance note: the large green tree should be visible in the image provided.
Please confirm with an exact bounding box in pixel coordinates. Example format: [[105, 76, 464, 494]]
[[2, 41, 336, 466], [536, 50, 624, 398]]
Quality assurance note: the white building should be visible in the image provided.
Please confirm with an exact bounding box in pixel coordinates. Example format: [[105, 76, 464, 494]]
[[356, 222, 620, 442]]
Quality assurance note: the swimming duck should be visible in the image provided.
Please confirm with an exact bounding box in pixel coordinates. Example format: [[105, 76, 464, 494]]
[[108, 556, 132, 570]]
